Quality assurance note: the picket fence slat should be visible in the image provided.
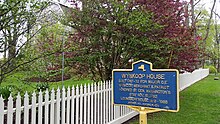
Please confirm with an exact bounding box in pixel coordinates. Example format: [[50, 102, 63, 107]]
[[110, 81, 113, 121], [98, 83, 100, 124], [91, 83, 94, 124], [24, 92, 29, 124], [38, 91, 43, 124], [31, 92, 36, 124], [71, 86, 75, 124], [106, 81, 109, 122], [83, 84, 87, 124], [87, 84, 91, 124], [103, 82, 106, 124], [45, 90, 49, 124], [0, 96, 4, 124], [100, 82, 103, 124], [94, 83, 97, 124], [75, 85, 79, 124], [61, 87, 66, 124], [7, 95, 13, 124], [67, 87, 71, 124], [16, 93, 21, 124], [55, 88, 61, 124], [50, 89, 55, 124], [79, 84, 83, 124]]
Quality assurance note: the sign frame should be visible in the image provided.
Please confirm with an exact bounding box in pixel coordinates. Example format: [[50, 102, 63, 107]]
[[112, 60, 179, 112]]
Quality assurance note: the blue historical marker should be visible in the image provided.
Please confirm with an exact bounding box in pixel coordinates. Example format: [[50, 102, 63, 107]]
[[112, 60, 179, 112]]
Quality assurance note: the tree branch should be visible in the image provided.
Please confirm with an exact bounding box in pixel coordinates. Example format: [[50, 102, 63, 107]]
[[203, 0, 216, 43]]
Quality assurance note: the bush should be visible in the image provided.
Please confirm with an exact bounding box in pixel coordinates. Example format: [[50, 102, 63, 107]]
[[0, 86, 12, 99], [205, 65, 217, 74], [36, 82, 49, 92]]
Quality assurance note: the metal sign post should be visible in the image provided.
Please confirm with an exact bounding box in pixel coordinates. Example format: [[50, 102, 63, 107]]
[[112, 60, 179, 123]]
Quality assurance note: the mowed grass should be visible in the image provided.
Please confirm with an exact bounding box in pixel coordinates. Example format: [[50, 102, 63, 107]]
[[130, 75, 220, 124], [1, 72, 93, 96]]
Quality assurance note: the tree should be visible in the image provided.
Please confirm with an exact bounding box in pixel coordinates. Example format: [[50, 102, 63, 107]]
[[20, 22, 74, 81], [194, 3, 219, 70], [66, 0, 163, 81], [0, 0, 48, 83], [134, 0, 200, 72], [64, 0, 199, 81]]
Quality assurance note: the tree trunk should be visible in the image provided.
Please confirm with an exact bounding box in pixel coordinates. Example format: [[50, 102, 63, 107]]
[[202, 0, 216, 68], [8, 39, 17, 68]]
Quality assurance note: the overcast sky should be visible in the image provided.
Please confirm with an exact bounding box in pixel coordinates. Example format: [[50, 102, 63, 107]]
[[193, 0, 220, 15]]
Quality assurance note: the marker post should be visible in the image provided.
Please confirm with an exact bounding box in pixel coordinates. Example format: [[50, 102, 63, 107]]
[[128, 106, 161, 124], [139, 107, 147, 124]]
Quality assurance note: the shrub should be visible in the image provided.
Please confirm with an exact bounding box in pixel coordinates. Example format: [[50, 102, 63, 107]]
[[0, 86, 12, 99], [36, 82, 49, 92], [205, 65, 217, 74]]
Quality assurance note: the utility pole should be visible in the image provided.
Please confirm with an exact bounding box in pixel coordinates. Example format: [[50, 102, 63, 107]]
[[217, 32, 220, 73]]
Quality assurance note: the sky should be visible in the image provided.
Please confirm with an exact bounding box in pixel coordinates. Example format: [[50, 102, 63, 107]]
[[193, 0, 220, 18]]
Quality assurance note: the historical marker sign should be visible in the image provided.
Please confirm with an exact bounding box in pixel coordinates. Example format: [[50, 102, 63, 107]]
[[112, 60, 179, 112]]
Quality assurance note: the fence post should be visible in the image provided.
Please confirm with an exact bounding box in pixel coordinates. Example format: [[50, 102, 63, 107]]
[[75, 85, 79, 124], [31, 92, 36, 124], [87, 84, 91, 124], [80, 84, 83, 124], [16, 93, 21, 124], [38, 91, 43, 124], [50, 89, 55, 124], [103, 81, 106, 124], [94, 83, 97, 124], [45, 89, 49, 124], [24, 92, 29, 124], [97, 83, 100, 124], [55, 88, 61, 124], [91, 83, 94, 124], [109, 81, 113, 121], [100, 82, 103, 124], [84, 84, 87, 124], [71, 86, 75, 124], [67, 87, 71, 124], [7, 94, 13, 124], [0, 96, 4, 124], [61, 87, 66, 124]]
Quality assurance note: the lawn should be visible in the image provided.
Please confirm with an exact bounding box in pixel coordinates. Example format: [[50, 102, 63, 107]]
[[129, 75, 220, 124], [0, 71, 93, 97]]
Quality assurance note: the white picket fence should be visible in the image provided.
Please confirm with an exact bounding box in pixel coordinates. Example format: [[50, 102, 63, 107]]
[[179, 68, 209, 91], [0, 81, 136, 124], [0, 69, 209, 124]]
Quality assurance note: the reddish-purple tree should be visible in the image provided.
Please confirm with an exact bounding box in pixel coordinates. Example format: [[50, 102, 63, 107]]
[[65, 0, 200, 81], [134, 0, 200, 72]]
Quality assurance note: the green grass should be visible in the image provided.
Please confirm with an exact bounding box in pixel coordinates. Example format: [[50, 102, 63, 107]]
[[130, 75, 220, 124], [0, 72, 93, 96]]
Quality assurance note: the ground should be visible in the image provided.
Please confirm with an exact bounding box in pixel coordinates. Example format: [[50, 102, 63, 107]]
[[125, 75, 220, 124]]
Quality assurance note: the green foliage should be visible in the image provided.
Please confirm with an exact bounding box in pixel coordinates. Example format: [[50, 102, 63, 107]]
[[0, 0, 49, 83], [195, 6, 220, 67], [1, 71, 93, 95], [205, 65, 217, 73], [67, 0, 163, 81], [0, 86, 12, 99], [36, 82, 49, 92], [18, 23, 73, 80]]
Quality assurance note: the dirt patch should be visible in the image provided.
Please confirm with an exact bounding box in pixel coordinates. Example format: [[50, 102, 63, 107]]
[[27, 74, 71, 82]]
